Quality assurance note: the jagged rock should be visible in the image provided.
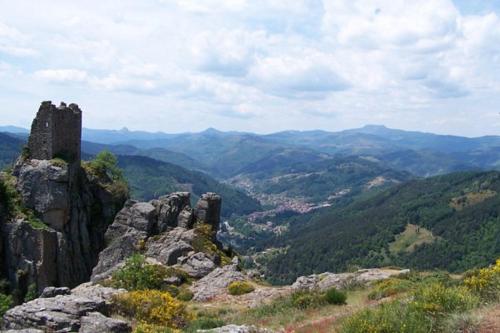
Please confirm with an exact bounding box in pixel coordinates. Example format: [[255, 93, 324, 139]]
[[40, 287, 71, 298], [199, 325, 273, 333], [292, 268, 409, 291], [194, 193, 221, 232], [146, 233, 193, 266], [152, 192, 192, 232], [79, 312, 131, 333], [2, 219, 59, 295], [1, 283, 125, 332], [190, 264, 246, 301], [179, 252, 216, 278], [177, 206, 194, 229], [91, 229, 146, 282], [92, 193, 224, 283]]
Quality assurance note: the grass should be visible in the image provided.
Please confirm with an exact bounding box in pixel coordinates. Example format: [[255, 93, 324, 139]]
[[215, 288, 368, 331], [449, 189, 497, 211], [389, 224, 437, 254]]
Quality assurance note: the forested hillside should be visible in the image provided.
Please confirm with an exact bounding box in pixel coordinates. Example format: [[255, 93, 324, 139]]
[[264, 171, 500, 284], [117, 155, 261, 217]]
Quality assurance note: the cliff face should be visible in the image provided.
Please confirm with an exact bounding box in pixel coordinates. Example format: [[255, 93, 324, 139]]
[[0, 158, 125, 296], [0, 102, 126, 299]]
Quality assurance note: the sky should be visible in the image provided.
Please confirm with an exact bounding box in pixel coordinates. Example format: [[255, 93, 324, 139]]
[[1, 0, 500, 136]]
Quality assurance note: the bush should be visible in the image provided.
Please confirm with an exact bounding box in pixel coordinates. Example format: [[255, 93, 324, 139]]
[[227, 281, 255, 296], [83, 151, 129, 199], [412, 283, 479, 315], [341, 300, 433, 333], [0, 293, 12, 316], [341, 281, 480, 333], [464, 258, 500, 301], [113, 290, 191, 329], [24, 283, 38, 302], [177, 288, 194, 301], [183, 316, 225, 332], [368, 278, 414, 300], [111, 254, 169, 291], [290, 290, 325, 309], [324, 287, 347, 305]]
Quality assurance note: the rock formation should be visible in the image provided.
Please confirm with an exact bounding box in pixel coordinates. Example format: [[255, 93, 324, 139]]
[[91, 191, 224, 282], [0, 101, 126, 299]]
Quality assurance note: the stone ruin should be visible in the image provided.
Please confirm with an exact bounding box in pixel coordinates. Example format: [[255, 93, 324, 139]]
[[27, 101, 82, 163]]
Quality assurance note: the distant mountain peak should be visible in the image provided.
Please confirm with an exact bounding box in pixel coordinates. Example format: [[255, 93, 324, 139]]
[[202, 127, 222, 134]]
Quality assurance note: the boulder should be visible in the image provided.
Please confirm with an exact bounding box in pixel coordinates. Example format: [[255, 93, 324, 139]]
[[179, 252, 216, 278], [190, 264, 246, 301], [40, 287, 71, 298], [79, 312, 131, 333], [1, 283, 125, 332]]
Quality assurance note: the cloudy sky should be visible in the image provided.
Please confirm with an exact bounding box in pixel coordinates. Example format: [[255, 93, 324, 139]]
[[1, 0, 500, 136]]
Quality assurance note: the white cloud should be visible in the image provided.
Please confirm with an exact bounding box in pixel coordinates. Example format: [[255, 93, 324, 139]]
[[34, 69, 89, 83], [0, 0, 499, 135]]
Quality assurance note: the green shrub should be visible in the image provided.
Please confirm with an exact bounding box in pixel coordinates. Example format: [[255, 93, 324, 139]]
[[368, 278, 414, 300], [0, 173, 48, 230], [111, 254, 168, 291], [290, 290, 325, 309], [341, 300, 433, 333], [177, 288, 194, 301], [24, 283, 38, 302], [413, 283, 479, 315], [184, 316, 225, 332], [227, 281, 255, 296], [83, 151, 129, 200], [324, 287, 347, 305], [0, 293, 13, 316]]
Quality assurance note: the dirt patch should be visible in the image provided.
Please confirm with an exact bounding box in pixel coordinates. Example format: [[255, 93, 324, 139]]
[[478, 305, 500, 333]]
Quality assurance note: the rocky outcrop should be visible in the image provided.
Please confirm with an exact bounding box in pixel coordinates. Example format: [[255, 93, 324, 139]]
[[0, 102, 126, 298], [91, 192, 224, 282], [0, 158, 125, 296], [291, 268, 410, 291], [2, 284, 128, 332]]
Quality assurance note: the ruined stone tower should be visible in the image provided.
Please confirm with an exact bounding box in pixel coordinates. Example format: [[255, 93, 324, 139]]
[[27, 101, 82, 163]]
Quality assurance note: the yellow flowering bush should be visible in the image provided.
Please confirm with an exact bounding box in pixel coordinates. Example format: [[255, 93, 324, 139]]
[[113, 290, 192, 329], [464, 258, 500, 301]]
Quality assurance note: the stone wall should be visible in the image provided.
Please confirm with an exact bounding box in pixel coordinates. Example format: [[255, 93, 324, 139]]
[[27, 101, 82, 163]]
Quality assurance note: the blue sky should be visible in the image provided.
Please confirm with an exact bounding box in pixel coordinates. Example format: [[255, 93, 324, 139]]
[[1, 0, 500, 136]]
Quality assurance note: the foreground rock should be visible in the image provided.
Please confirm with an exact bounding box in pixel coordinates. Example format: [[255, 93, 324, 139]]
[[190, 263, 247, 301], [1, 284, 129, 332], [292, 268, 410, 291]]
